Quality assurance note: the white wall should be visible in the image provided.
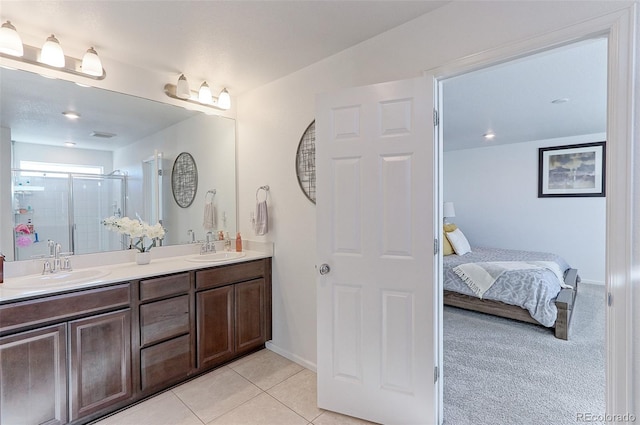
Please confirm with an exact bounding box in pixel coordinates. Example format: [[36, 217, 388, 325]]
[[444, 134, 606, 283], [113, 113, 237, 246], [236, 1, 634, 369]]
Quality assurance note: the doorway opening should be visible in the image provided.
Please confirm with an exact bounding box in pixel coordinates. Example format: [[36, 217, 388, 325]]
[[439, 37, 607, 424]]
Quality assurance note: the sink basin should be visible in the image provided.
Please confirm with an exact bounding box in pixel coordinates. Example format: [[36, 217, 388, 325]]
[[186, 252, 247, 262], [5, 269, 111, 289]]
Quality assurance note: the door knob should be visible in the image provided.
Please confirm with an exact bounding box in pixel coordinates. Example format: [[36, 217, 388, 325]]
[[318, 263, 331, 275]]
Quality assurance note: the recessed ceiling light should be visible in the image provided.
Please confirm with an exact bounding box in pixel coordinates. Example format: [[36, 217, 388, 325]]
[[551, 98, 570, 104], [64, 141, 76, 147], [62, 111, 80, 119], [483, 132, 496, 140]]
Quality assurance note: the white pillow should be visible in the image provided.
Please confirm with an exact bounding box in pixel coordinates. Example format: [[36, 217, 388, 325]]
[[446, 228, 471, 255]]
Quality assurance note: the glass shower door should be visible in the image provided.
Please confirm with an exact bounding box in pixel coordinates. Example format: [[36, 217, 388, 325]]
[[71, 174, 126, 255]]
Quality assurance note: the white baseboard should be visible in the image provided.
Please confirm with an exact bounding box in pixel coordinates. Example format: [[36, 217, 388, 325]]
[[266, 341, 317, 372], [580, 279, 605, 286]]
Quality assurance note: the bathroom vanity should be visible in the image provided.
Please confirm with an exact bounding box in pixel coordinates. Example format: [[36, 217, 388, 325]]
[[0, 252, 272, 425]]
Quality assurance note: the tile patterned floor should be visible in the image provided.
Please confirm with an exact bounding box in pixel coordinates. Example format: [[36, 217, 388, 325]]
[[94, 349, 377, 425]]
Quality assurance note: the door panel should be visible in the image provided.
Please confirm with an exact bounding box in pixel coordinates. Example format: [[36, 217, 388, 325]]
[[316, 76, 439, 425]]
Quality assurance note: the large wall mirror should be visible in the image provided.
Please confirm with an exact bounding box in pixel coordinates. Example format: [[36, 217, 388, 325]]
[[1, 68, 237, 261]]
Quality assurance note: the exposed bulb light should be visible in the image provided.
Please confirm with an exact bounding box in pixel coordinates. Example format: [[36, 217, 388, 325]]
[[40, 34, 65, 67], [0, 27, 106, 80], [483, 132, 496, 140], [176, 74, 191, 99], [62, 111, 80, 119], [163, 79, 231, 112], [81, 47, 103, 77], [198, 81, 213, 104], [0, 21, 24, 57], [217, 88, 231, 110]]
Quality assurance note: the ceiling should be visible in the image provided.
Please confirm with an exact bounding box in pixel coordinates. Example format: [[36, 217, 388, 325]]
[[0, 2, 607, 152], [0, 0, 448, 95], [442, 37, 608, 151]]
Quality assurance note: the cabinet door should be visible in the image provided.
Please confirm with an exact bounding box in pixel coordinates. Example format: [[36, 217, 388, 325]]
[[235, 278, 266, 354], [197, 286, 234, 369], [69, 309, 131, 421], [0, 324, 67, 425]]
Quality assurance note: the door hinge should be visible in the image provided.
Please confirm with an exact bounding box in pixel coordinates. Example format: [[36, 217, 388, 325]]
[[434, 366, 439, 383], [433, 109, 439, 127], [434, 238, 439, 255], [607, 292, 612, 306]]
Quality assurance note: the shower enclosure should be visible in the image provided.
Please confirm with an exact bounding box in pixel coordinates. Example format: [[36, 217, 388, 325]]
[[12, 169, 127, 260]]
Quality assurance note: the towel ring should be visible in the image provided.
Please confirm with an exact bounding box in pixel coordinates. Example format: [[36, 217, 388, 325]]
[[256, 185, 269, 202]]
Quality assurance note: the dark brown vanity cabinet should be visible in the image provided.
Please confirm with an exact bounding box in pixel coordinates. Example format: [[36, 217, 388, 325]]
[[0, 324, 68, 425], [69, 310, 132, 421], [196, 258, 271, 370], [136, 272, 193, 394], [0, 257, 271, 425], [0, 284, 131, 425]]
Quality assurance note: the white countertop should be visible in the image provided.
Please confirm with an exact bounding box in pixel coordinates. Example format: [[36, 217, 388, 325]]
[[0, 241, 273, 303]]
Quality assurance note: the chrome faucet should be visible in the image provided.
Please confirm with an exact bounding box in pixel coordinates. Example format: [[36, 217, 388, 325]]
[[53, 243, 62, 272], [201, 232, 216, 254], [41, 240, 73, 274]]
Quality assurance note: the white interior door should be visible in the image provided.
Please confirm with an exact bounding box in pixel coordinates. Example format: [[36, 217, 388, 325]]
[[316, 76, 440, 425]]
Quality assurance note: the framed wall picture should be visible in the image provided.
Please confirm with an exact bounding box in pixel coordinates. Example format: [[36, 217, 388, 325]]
[[538, 141, 605, 198]]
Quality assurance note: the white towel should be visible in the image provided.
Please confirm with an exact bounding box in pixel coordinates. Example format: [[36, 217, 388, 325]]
[[203, 202, 216, 230], [255, 200, 268, 235]]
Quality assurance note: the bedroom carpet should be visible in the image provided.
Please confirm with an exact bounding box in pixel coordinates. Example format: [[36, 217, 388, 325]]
[[443, 283, 605, 425]]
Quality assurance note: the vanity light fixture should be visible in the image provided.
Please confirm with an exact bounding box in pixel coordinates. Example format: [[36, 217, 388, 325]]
[[164, 74, 231, 111], [0, 22, 106, 79], [81, 47, 103, 77], [0, 21, 23, 56], [176, 74, 190, 99], [217, 88, 231, 110], [40, 34, 65, 67]]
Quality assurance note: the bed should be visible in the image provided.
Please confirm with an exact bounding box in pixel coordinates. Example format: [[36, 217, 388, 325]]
[[443, 246, 580, 340]]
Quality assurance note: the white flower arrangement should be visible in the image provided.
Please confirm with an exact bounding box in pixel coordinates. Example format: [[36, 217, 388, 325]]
[[103, 216, 165, 253]]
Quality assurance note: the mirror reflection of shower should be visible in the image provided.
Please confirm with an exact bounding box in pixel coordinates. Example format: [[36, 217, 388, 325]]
[[12, 166, 127, 260]]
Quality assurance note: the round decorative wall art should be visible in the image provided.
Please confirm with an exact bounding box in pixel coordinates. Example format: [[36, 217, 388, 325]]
[[295, 120, 316, 204], [171, 152, 198, 208]]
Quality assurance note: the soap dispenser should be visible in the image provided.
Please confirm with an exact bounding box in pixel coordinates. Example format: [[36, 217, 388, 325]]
[[236, 233, 242, 252]]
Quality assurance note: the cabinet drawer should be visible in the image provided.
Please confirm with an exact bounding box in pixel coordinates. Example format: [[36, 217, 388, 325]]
[[140, 335, 191, 392], [0, 284, 130, 334], [140, 295, 190, 347], [196, 260, 265, 290], [140, 273, 190, 301]]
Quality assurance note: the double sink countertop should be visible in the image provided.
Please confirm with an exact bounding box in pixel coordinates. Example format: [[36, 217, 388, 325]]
[[0, 240, 273, 303]]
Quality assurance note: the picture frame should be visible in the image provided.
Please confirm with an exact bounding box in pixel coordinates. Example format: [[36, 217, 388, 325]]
[[538, 142, 605, 198]]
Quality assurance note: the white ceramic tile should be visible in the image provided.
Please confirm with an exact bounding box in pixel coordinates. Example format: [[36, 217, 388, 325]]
[[228, 349, 304, 390], [93, 391, 203, 425], [173, 366, 262, 423], [268, 369, 323, 421], [207, 393, 308, 425]]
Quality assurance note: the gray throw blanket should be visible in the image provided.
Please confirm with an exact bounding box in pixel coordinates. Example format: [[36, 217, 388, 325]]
[[453, 261, 568, 299]]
